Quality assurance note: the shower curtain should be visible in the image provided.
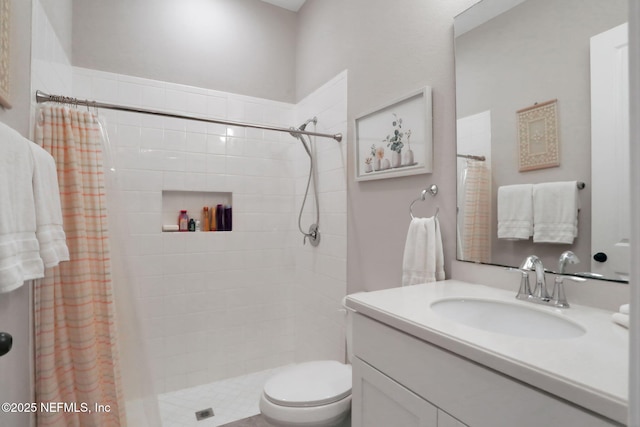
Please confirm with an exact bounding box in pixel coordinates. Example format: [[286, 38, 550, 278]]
[[461, 160, 491, 263], [34, 105, 126, 427]]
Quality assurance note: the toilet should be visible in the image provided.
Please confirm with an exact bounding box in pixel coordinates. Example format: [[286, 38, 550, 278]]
[[259, 302, 354, 427]]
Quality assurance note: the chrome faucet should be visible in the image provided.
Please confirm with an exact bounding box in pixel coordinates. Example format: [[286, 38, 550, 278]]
[[520, 255, 551, 301], [508, 252, 586, 308]]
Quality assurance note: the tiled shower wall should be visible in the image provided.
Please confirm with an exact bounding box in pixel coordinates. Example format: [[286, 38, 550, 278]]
[[31, 0, 347, 395], [293, 72, 348, 363], [71, 67, 299, 393]]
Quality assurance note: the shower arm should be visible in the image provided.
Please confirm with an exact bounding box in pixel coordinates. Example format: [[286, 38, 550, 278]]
[[35, 90, 343, 143]]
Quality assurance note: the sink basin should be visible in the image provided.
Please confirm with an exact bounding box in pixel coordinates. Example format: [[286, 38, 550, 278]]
[[430, 298, 586, 339]]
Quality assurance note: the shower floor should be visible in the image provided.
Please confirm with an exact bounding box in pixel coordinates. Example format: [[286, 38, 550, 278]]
[[159, 366, 287, 427]]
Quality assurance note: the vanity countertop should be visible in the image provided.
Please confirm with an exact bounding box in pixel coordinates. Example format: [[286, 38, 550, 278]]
[[345, 280, 629, 424]]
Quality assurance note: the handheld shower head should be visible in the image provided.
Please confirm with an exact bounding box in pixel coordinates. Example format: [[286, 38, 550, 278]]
[[289, 116, 318, 138], [298, 116, 317, 131]]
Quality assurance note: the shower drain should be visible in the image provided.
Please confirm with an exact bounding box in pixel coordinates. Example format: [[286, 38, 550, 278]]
[[195, 407, 215, 421]]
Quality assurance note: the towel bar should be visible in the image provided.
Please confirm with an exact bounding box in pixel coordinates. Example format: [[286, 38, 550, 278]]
[[409, 184, 439, 219]]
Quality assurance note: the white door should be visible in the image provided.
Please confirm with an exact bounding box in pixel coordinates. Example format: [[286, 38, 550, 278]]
[[590, 23, 630, 280]]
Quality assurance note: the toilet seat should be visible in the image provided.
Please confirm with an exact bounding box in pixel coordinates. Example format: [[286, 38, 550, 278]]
[[263, 361, 352, 408]]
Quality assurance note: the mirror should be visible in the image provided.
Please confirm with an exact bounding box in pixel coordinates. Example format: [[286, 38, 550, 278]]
[[454, 0, 629, 282]]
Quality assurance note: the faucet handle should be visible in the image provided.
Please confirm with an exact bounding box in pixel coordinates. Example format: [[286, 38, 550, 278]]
[[505, 267, 532, 300], [558, 251, 580, 274], [552, 275, 587, 308]]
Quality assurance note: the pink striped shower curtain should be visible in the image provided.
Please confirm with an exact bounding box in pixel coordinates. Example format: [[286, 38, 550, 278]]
[[462, 160, 491, 263], [34, 106, 126, 427]]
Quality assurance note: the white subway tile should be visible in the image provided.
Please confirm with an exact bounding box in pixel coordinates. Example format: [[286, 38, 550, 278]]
[[92, 76, 118, 103], [207, 95, 227, 118], [227, 98, 245, 121], [184, 153, 207, 173], [165, 88, 188, 113], [141, 128, 164, 150], [163, 130, 186, 151], [141, 85, 165, 109], [163, 151, 186, 172], [187, 93, 207, 115], [206, 154, 226, 175], [185, 132, 207, 153], [118, 81, 142, 106], [116, 124, 141, 148]]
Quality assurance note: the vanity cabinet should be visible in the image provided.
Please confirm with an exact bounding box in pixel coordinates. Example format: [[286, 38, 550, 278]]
[[351, 312, 622, 427]]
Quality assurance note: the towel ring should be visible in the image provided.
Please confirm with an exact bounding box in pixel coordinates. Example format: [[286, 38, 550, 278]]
[[409, 184, 439, 219]]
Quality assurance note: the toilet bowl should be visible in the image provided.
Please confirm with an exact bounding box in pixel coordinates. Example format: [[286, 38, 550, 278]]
[[259, 360, 352, 427], [260, 298, 356, 427]]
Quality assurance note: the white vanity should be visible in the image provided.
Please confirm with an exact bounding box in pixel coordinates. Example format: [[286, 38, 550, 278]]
[[345, 281, 628, 427]]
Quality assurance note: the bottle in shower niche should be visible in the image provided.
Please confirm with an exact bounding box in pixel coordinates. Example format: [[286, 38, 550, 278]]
[[188, 218, 196, 232], [216, 204, 225, 231], [203, 206, 210, 232], [224, 205, 232, 231], [210, 205, 217, 231], [178, 210, 189, 232]]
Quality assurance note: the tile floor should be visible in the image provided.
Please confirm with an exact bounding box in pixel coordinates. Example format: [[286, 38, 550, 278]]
[[219, 414, 277, 427], [158, 367, 288, 427]]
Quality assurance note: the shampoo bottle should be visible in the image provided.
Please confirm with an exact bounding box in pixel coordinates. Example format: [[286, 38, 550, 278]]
[[216, 204, 224, 231], [178, 210, 189, 231], [210, 206, 217, 231], [203, 206, 210, 232]]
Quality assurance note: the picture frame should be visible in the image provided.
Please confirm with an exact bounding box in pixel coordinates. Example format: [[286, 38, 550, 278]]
[[517, 99, 559, 172], [355, 87, 432, 181], [0, 0, 10, 109]]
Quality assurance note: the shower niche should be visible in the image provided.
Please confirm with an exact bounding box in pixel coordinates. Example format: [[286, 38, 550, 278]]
[[161, 190, 232, 232]]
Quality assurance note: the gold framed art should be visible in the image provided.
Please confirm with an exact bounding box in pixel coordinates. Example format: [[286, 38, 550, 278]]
[[0, 0, 10, 109], [517, 99, 559, 171]]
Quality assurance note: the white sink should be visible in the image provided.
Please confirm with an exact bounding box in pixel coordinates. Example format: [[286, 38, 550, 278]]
[[430, 298, 586, 339]]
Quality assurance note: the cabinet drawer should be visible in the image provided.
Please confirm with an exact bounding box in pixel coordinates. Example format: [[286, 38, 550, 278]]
[[352, 357, 438, 427], [352, 313, 620, 427]]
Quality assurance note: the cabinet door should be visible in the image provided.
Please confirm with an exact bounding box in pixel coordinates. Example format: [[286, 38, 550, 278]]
[[352, 357, 438, 427]]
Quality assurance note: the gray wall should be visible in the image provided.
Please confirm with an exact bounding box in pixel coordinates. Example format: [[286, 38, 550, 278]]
[[297, 0, 479, 293], [39, 0, 72, 58], [72, 0, 297, 102], [456, 0, 627, 273], [72, 0, 481, 293], [0, 1, 33, 426]]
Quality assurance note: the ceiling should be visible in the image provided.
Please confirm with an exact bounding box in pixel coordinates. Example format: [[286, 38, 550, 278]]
[[259, 0, 307, 12]]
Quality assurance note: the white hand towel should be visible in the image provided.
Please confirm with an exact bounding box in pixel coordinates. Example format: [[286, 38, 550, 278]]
[[533, 181, 579, 244], [612, 312, 629, 329], [619, 304, 630, 315], [497, 184, 533, 240], [29, 143, 69, 268], [0, 123, 44, 293], [402, 217, 445, 286]]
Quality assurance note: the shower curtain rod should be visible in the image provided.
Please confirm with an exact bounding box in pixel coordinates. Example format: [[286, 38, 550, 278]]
[[457, 154, 486, 161], [35, 90, 343, 142]]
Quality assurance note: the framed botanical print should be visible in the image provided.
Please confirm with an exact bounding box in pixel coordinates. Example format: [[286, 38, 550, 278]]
[[355, 87, 432, 181]]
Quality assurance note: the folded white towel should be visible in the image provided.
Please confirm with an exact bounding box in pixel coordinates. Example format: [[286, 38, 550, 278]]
[[533, 181, 579, 244], [620, 304, 630, 315], [29, 143, 69, 268], [612, 312, 629, 329], [0, 123, 44, 293], [402, 217, 445, 286], [497, 184, 533, 240]]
